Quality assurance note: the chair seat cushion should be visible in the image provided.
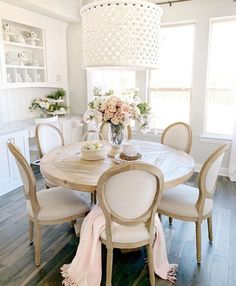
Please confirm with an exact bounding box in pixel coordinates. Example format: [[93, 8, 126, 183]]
[[158, 184, 213, 218], [100, 223, 150, 244], [26, 187, 90, 221]]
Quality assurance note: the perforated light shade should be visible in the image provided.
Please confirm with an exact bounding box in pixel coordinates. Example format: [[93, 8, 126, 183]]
[[80, 0, 163, 70]]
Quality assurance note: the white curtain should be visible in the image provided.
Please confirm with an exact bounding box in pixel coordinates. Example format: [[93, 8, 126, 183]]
[[229, 117, 236, 181]]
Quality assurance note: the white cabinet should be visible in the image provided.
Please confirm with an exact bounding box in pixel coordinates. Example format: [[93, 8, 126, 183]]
[[0, 134, 13, 187], [0, 130, 29, 196], [45, 24, 68, 86], [0, 1, 68, 89]]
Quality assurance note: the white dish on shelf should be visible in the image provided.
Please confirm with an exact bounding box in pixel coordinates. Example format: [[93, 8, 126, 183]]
[[49, 99, 64, 103], [47, 110, 67, 115], [113, 153, 143, 164]]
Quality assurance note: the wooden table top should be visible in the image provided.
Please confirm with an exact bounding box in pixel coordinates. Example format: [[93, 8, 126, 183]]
[[40, 139, 195, 193]]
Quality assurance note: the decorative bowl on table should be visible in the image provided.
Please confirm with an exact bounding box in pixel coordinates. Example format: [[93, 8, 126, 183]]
[[114, 143, 142, 164], [80, 130, 106, 161]]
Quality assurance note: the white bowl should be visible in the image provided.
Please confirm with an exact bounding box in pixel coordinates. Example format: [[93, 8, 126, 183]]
[[81, 146, 106, 161]]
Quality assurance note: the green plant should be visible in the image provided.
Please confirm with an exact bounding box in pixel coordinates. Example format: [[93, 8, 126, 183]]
[[47, 88, 66, 100], [137, 102, 151, 115]]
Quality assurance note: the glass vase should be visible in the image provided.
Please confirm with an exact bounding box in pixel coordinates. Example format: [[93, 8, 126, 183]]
[[109, 123, 124, 145]]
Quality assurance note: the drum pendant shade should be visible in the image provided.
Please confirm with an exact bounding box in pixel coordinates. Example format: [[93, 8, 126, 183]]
[[80, 0, 163, 70]]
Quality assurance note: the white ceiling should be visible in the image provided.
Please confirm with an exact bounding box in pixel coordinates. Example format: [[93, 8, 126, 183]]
[[0, 0, 82, 22]]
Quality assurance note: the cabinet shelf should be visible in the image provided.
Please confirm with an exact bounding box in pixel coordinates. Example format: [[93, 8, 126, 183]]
[[6, 65, 45, 69], [3, 41, 44, 50], [1, 18, 46, 86]]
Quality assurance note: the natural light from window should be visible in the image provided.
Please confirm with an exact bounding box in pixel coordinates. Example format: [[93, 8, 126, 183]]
[[204, 17, 236, 136], [87, 70, 136, 97], [148, 23, 195, 130]]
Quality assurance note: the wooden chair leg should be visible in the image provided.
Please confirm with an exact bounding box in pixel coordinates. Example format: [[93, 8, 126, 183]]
[[34, 223, 41, 266], [70, 220, 76, 228], [91, 193, 97, 205], [169, 217, 173, 225], [207, 216, 213, 243], [195, 222, 202, 264], [147, 244, 155, 286], [106, 248, 113, 286], [29, 219, 34, 245]]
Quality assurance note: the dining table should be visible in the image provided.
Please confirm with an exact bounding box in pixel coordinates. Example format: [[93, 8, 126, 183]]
[[40, 139, 195, 194]]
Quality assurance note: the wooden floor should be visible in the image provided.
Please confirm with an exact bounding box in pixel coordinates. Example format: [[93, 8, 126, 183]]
[[0, 171, 236, 286]]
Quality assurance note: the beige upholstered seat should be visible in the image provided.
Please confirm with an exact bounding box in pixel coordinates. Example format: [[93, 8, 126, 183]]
[[157, 144, 230, 264], [99, 121, 132, 140], [26, 186, 89, 221], [100, 223, 150, 244], [159, 184, 213, 218], [8, 143, 89, 266], [161, 122, 192, 154], [97, 162, 164, 286]]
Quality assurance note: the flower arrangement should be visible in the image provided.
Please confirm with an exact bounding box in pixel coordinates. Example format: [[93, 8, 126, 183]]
[[29, 89, 67, 117], [83, 87, 152, 138]]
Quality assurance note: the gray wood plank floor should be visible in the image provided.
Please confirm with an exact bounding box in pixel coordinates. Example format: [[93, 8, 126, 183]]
[[0, 170, 235, 286]]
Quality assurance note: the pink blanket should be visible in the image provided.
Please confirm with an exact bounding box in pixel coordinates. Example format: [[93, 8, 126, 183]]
[[61, 206, 177, 285]]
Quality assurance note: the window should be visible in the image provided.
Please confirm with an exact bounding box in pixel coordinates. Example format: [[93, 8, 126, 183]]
[[204, 17, 236, 136], [87, 70, 136, 99], [148, 23, 195, 130]]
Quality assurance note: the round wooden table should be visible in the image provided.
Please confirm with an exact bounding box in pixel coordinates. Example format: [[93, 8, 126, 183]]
[[40, 139, 195, 193]]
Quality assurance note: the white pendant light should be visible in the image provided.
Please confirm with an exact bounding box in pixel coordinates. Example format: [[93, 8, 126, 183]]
[[80, 0, 163, 70]]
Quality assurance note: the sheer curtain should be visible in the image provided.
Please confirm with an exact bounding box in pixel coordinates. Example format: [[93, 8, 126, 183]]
[[229, 117, 236, 181]]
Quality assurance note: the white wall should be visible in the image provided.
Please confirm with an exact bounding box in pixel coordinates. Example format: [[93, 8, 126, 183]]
[[0, 88, 57, 123], [67, 23, 87, 115]]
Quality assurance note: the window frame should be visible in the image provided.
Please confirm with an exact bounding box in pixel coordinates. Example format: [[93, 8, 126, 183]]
[[203, 16, 236, 138], [147, 21, 196, 132]]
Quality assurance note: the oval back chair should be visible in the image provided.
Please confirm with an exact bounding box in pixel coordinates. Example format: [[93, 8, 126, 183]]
[[97, 162, 164, 286], [161, 122, 192, 154], [157, 143, 230, 263], [35, 123, 64, 158], [7, 142, 89, 266]]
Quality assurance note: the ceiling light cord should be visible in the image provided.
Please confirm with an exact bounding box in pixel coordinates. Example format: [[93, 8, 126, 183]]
[[156, 0, 192, 7]]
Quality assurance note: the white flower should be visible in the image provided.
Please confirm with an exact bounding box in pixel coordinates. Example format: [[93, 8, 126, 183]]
[[83, 110, 95, 123]]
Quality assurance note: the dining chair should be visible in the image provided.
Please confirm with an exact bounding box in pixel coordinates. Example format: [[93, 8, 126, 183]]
[[161, 122, 192, 225], [161, 122, 192, 154], [157, 143, 230, 264], [97, 162, 164, 286], [8, 143, 90, 266], [99, 122, 132, 140], [35, 123, 64, 188]]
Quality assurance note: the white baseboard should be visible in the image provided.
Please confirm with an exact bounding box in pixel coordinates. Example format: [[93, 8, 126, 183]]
[[195, 163, 229, 177]]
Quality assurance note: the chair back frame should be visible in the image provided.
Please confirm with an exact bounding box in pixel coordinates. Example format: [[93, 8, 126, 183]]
[[97, 162, 164, 248], [7, 143, 40, 219], [196, 143, 230, 220], [161, 121, 192, 154], [35, 123, 64, 158]]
